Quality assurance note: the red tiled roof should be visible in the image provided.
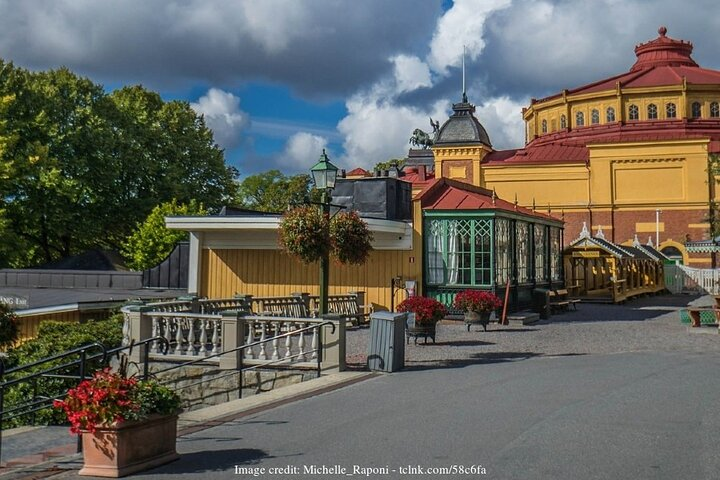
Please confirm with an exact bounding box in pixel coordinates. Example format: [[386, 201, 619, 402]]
[[536, 28, 720, 104], [417, 178, 561, 223], [484, 145, 588, 166], [346, 167, 370, 176]]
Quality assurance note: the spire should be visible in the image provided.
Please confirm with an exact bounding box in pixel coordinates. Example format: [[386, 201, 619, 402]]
[[514, 193, 518, 210], [596, 225, 606, 239], [532, 197, 536, 211], [647, 236, 654, 247], [462, 45, 468, 103], [633, 234, 641, 247], [492, 188, 497, 205], [579, 222, 590, 238]]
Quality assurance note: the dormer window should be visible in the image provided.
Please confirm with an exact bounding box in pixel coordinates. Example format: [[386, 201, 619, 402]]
[[541, 119, 547, 133], [666, 103, 676, 118], [560, 115, 567, 129], [648, 103, 658, 119], [711, 102, 720, 118], [591, 109, 600, 125], [606, 107, 615, 122], [575, 112, 584, 127], [692, 102, 702, 118], [629, 104, 639, 120]]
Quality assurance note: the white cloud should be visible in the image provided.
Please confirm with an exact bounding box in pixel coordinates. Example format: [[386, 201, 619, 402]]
[[392, 54, 432, 93], [473, 95, 527, 150], [191, 88, 249, 149], [427, 0, 512, 75], [279, 132, 329, 170]]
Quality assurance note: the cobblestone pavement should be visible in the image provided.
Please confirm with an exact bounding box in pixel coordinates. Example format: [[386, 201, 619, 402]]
[[346, 293, 719, 369]]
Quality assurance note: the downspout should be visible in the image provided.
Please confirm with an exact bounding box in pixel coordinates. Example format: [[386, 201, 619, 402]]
[[586, 158, 593, 233]]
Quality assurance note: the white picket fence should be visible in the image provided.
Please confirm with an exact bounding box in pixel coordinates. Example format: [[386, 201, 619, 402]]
[[665, 264, 720, 295]]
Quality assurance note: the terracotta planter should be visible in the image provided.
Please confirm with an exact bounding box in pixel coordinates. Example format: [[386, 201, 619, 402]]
[[464, 310, 492, 332], [79, 414, 179, 477]]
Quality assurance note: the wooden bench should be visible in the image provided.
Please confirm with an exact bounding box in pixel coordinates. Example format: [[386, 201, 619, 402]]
[[548, 290, 570, 313], [309, 294, 369, 327], [555, 288, 580, 311], [251, 296, 310, 318]]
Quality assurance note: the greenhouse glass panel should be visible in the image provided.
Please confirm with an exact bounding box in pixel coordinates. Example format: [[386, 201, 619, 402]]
[[534, 224, 547, 281], [516, 222, 530, 283], [495, 218, 511, 285]]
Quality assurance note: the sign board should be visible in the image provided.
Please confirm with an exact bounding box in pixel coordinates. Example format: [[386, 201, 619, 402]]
[[0, 295, 29, 310], [572, 251, 600, 258]]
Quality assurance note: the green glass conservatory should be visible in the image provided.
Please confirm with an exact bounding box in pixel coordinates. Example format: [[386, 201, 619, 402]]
[[419, 179, 564, 312]]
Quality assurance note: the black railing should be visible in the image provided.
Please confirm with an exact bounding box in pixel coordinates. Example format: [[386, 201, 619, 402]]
[[153, 321, 335, 399]]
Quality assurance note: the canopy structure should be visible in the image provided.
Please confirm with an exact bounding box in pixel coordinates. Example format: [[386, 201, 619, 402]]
[[564, 224, 667, 303]]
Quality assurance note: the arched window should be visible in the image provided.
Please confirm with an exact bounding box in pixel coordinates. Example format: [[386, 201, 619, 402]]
[[647, 103, 658, 119], [666, 103, 676, 118], [606, 107, 615, 122], [541, 119, 547, 133], [591, 109, 600, 125], [711, 102, 720, 118], [692, 102, 702, 118], [629, 104, 639, 120], [575, 112, 584, 127], [560, 115, 567, 129]]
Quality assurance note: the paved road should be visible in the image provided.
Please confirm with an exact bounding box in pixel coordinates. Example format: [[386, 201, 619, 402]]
[[54, 349, 720, 480]]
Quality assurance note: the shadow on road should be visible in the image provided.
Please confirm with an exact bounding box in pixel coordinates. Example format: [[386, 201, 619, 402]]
[[154, 448, 271, 474], [403, 351, 549, 371]]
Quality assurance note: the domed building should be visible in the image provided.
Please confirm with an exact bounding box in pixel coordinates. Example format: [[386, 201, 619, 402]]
[[429, 27, 720, 267]]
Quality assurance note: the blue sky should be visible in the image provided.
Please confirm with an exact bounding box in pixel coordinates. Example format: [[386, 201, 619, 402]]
[[2, 0, 720, 178]]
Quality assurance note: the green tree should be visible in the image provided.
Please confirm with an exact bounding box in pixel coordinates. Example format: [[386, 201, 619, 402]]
[[0, 62, 237, 267], [121, 199, 206, 271], [235, 170, 314, 212], [373, 158, 405, 172]]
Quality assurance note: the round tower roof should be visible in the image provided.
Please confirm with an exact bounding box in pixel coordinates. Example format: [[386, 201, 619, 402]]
[[435, 99, 492, 147], [631, 26, 698, 71]]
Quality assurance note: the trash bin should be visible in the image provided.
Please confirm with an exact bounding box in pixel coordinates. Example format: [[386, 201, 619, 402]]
[[367, 311, 406, 372], [532, 288, 550, 319]]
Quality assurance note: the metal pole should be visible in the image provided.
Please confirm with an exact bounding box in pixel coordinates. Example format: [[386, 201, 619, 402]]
[[319, 190, 330, 317], [656, 209, 661, 247]]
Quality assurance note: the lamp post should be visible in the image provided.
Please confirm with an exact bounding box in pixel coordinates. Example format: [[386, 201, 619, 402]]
[[310, 149, 339, 316]]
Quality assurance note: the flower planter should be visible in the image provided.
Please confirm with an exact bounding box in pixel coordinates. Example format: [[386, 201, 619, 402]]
[[464, 310, 492, 332], [406, 322, 437, 344], [79, 414, 179, 477]]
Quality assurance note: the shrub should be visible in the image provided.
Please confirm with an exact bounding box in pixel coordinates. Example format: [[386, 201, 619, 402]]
[[453, 290, 503, 313], [397, 296, 447, 325], [2, 315, 124, 427], [0, 303, 19, 349]]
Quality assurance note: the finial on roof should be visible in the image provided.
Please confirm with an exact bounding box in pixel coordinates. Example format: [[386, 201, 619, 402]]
[[633, 234, 641, 247], [492, 188, 497, 205], [596, 225, 606, 239], [647, 236, 654, 247], [514, 193, 518, 210], [658, 26, 667, 37], [462, 45, 467, 103], [547, 203, 551, 214], [580, 221, 590, 238], [561, 209, 565, 220], [532, 197, 536, 211]]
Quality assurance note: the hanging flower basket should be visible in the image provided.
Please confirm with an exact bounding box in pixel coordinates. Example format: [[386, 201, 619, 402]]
[[330, 211, 373, 265], [278, 205, 330, 264], [279, 206, 373, 265]]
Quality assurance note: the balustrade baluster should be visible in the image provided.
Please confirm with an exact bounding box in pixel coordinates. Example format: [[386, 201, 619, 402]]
[[245, 320, 255, 359], [187, 318, 196, 356], [311, 326, 318, 360], [271, 322, 280, 360], [121, 314, 131, 347], [284, 322, 293, 361], [211, 320, 220, 355], [199, 320, 208, 355], [163, 318, 172, 353], [151, 317, 160, 353], [174, 317, 184, 355], [298, 323, 307, 362], [258, 323, 267, 360]]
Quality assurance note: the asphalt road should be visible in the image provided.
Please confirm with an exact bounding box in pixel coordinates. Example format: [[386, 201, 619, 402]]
[[53, 348, 720, 480]]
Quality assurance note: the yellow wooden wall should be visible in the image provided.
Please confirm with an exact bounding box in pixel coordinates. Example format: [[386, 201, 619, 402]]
[[201, 248, 422, 311], [16, 311, 79, 341]]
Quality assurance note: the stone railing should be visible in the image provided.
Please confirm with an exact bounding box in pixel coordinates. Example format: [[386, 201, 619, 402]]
[[121, 304, 345, 372]]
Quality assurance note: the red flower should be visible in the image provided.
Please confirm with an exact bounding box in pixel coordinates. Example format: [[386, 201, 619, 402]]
[[454, 290, 502, 313], [397, 296, 447, 325]]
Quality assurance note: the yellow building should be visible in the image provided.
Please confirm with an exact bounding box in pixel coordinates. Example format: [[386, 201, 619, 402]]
[[430, 27, 720, 267]]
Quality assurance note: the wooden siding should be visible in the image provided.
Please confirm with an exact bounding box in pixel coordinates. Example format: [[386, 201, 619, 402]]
[[201, 248, 421, 311], [16, 311, 79, 341]]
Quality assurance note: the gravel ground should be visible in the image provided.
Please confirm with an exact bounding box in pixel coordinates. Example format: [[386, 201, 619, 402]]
[[346, 293, 720, 369]]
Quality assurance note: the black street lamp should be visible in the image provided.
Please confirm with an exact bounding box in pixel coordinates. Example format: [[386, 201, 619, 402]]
[[310, 149, 339, 316]]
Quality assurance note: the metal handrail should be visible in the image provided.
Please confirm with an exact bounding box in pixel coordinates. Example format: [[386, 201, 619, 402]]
[[153, 321, 336, 398]]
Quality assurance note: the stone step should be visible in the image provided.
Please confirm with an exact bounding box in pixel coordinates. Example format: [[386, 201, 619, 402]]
[[506, 311, 540, 325]]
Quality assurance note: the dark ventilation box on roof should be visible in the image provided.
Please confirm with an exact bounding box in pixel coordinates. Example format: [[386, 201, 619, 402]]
[[331, 177, 411, 221]]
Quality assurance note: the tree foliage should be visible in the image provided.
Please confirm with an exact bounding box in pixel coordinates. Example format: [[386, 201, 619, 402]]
[[373, 158, 405, 172], [234, 169, 314, 212], [0, 60, 236, 267], [121, 199, 206, 271]]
